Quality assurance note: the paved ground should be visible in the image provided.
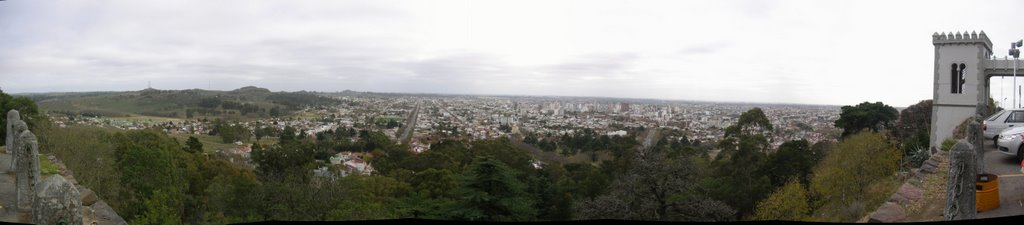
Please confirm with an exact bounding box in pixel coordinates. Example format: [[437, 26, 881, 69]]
[[978, 142, 1024, 218], [0, 146, 27, 223], [398, 101, 420, 145]]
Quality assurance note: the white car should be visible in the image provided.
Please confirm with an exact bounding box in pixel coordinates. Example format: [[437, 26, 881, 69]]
[[984, 109, 1024, 145], [996, 127, 1024, 162]]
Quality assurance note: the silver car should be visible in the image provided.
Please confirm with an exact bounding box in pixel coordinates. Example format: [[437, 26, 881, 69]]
[[997, 127, 1024, 162], [984, 109, 1024, 145]]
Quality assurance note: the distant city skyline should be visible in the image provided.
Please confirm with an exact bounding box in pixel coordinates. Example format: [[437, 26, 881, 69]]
[[3, 0, 1024, 107], [12, 85, 852, 109]]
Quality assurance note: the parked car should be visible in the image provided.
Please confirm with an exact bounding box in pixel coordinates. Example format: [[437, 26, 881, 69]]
[[983, 109, 1024, 145], [997, 126, 1024, 161]]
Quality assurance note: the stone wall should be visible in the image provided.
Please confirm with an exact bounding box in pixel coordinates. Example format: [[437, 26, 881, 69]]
[[6, 109, 126, 225], [867, 149, 949, 222], [46, 154, 127, 225]]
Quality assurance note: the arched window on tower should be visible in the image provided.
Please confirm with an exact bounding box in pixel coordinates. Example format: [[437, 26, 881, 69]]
[[959, 63, 967, 94], [951, 63, 959, 94]]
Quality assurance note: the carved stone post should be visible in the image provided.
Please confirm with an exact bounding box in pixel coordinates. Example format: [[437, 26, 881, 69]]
[[969, 122, 984, 174], [5, 110, 17, 153], [33, 175, 83, 225], [8, 114, 27, 171], [945, 141, 977, 220], [15, 131, 40, 213]]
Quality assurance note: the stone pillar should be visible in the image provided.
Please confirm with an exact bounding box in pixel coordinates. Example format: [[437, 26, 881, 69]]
[[33, 175, 83, 225], [5, 110, 17, 153], [944, 141, 977, 220], [15, 130, 40, 212], [8, 117, 27, 171], [969, 122, 984, 174]]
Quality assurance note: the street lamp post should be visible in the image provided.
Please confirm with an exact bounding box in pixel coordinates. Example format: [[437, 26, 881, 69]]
[[1011, 40, 1022, 108]]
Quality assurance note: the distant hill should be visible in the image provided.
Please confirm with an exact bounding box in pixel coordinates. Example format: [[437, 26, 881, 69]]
[[229, 86, 272, 94], [22, 87, 341, 119]]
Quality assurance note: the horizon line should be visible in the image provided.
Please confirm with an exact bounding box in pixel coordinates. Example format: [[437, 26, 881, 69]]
[[10, 86, 853, 107]]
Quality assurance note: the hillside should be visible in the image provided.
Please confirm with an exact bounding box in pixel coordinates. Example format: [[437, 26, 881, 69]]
[[22, 86, 341, 120]]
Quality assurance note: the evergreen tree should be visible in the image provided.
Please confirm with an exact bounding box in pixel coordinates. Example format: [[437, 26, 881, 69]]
[[708, 107, 776, 218], [279, 126, 297, 143], [185, 136, 203, 153], [250, 141, 316, 182], [113, 129, 190, 221], [763, 139, 814, 186], [449, 156, 537, 221], [0, 88, 44, 145], [834, 101, 898, 138], [577, 153, 735, 221], [724, 107, 773, 138]]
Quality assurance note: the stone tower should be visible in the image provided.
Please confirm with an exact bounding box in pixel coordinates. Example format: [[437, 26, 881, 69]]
[[931, 31, 993, 149]]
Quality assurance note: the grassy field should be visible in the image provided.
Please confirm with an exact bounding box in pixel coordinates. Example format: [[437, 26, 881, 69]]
[[28, 86, 341, 121], [36, 99, 78, 111], [294, 111, 322, 120]]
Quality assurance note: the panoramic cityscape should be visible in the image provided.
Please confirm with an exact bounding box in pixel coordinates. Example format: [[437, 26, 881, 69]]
[[3, 0, 1024, 224], [44, 89, 843, 171], [49, 91, 842, 148]]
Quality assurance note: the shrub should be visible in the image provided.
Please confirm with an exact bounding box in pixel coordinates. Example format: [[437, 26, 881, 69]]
[[754, 178, 810, 221], [809, 131, 901, 222], [940, 138, 957, 152], [951, 118, 972, 140], [904, 146, 930, 169]]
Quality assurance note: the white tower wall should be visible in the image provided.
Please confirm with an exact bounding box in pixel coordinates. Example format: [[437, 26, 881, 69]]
[[930, 31, 992, 149]]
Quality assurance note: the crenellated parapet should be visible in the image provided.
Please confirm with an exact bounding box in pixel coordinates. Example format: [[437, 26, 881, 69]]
[[933, 31, 993, 52]]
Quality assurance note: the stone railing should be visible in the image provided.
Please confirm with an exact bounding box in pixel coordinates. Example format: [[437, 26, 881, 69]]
[[868, 110, 987, 222], [866, 149, 947, 222], [943, 140, 977, 220], [7, 109, 126, 225], [46, 154, 126, 225], [942, 118, 986, 220]]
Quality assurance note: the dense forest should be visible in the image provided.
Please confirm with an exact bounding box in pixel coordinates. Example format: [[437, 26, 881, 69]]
[[1, 88, 939, 223]]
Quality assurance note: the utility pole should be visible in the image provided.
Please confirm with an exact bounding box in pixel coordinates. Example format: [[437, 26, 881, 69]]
[[1011, 40, 1022, 108]]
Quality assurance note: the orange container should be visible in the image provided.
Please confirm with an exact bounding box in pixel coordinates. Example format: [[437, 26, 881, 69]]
[[976, 174, 999, 212]]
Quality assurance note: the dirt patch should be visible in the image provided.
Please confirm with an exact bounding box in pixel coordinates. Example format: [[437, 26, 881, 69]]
[[903, 152, 950, 222]]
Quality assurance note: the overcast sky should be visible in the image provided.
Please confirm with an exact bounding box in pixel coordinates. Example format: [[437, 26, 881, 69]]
[[2, 0, 1024, 107]]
